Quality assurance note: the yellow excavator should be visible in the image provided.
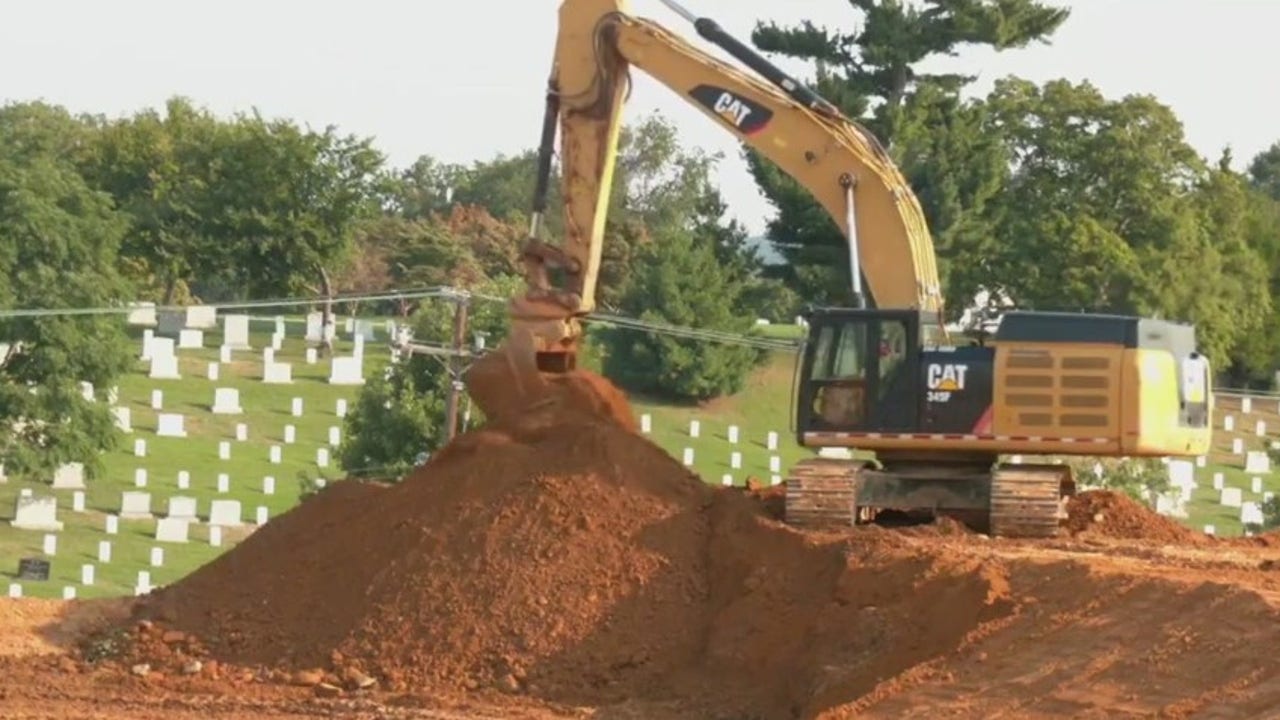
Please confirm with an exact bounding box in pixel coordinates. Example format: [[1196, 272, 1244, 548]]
[[465, 0, 1214, 537]]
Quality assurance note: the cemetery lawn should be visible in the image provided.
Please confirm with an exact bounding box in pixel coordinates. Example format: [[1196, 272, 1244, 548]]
[[0, 318, 1274, 598]]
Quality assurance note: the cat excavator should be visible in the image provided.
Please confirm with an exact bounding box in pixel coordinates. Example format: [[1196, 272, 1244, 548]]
[[464, 0, 1214, 537]]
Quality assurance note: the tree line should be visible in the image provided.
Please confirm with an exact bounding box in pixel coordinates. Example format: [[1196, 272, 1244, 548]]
[[4, 0, 1280, 478]]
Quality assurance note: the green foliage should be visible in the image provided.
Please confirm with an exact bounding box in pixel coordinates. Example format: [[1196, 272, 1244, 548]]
[[0, 113, 135, 478], [337, 367, 446, 481], [601, 229, 762, 401], [1069, 456, 1170, 503], [1249, 142, 1280, 201]]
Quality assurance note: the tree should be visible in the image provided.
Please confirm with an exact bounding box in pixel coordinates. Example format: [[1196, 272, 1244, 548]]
[[0, 120, 135, 478], [746, 0, 1069, 303], [600, 228, 762, 401], [1248, 142, 1280, 201], [977, 78, 1268, 368]]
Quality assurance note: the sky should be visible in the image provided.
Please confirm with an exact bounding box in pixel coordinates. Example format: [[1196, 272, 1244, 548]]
[[3, 0, 1277, 237]]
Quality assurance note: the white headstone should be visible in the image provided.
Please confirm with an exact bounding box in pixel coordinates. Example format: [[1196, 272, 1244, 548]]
[[223, 314, 251, 349], [119, 491, 153, 519], [105, 514, 119, 534], [263, 362, 293, 384], [769, 456, 782, 473], [1252, 476, 1264, 494], [72, 490, 85, 512], [316, 448, 330, 467], [1232, 438, 1244, 455], [178, 329, 204, 349], [344, 317, 355, 334], [1221, 487, 1244, 508], [328, 356, 365, 385], [151, 389, 163, 409], [11, 496, 63, 531], [269, 445, 282, 464], [106, 385, 118, 405], [209, 499, 243, 526], [1246, 451, 1271, 474], [727, 425, 739, 444], [128, 301, 157, 327], [328, 426, 340, 447], [689, 420, 701, 438], [284, 425, 296, 444], [235, 423, 248, 441], [209, 525, 223, 547], [148, 338, 180, 379], [155, 518, 190, 543], [140, 328, 156, 360], [43, 533, 57, 555], [1242, 502, 1265, 526], [730, 451, 742, 469], [274, 315, 286, 337], [305, 312, 323, 342], [177, 470, 190, 490], [206, 362, 219, 381], [682, 447, 694, 466], [150, 547, 164, 567], [767, 431, 779, 451], [255, 505, 269, 525], [136, 570, 152, 596], [113, 406, 132, 432], [1213, 472, 1225, 490], [134, 438, 147, 457], [156, 413, 187, 437], [336, 399, 348, 417], [640, 414, 651, 433], [81, 564, 95, 585], [62, 586, 76, 600], [97, 540, 111, 563], [305, 347, 317, 364], [1225, 415, 1236, 431], [134, 468, 147, 488], [1258, 420, 1268, 437], [218, 441, 231, 460], [220, 344, 232, 363], [80, 381, 95, 402], [7, 583, 20, 598], [262, 476, 276, 495], [1243, 397, 1254, 414], [185, 306, 218, 329], [271, 332, 283, 351], [51, 462, 86, 489], [166, 496, 198, 522], [217, 473, 230, 493], [291, 397, 303, 417], [1195, 455, 1206, 468], [263, 347, 275, 365], [721, 474, 733, 487], [212, 387, 242, 414]]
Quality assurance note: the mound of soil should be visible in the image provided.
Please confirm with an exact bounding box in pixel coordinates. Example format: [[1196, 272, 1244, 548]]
[[126, 370, 1019, 717], [1064, 490, 1206, 544]]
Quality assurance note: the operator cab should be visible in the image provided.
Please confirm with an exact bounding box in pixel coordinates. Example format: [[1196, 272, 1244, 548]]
[[794, 308, 994, 441]]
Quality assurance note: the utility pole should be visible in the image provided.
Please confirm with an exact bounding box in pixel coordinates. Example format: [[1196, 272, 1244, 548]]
[[442, 289, 470, 442]]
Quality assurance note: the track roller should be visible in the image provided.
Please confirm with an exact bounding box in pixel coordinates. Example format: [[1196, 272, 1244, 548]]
[[783, 458, 866, 529], [988, 463, 1075, 539]]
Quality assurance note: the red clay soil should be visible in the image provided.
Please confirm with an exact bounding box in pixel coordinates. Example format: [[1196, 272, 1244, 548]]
[[1064, 489, 1209, 545], [62, 369, 1277, 719]]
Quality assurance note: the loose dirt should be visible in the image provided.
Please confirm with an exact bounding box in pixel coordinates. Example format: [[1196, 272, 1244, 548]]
[[6, 370, 1280, 718]]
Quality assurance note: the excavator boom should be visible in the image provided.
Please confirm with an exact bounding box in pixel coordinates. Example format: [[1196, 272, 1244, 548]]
[[466, 0, 944, 424]]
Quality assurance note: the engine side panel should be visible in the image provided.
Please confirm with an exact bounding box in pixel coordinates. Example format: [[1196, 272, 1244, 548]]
[[918, 346, 995, 434]]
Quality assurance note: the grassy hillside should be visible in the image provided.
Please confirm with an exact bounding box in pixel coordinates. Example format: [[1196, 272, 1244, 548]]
[[0, 317, 1275, 599]]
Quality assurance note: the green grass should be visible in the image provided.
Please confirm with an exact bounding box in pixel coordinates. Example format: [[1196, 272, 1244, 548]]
[[1, 317, 389, 599], [3, 317, 1278, 599]]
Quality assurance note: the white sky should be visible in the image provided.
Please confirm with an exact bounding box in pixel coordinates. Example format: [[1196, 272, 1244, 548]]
[[2, 0, 1276, 236]]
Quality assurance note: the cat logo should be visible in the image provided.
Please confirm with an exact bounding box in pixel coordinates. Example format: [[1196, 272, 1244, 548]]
[[713, 92, 753, 128], [688, 84, 773, 135], [927, 363, 968, 392]]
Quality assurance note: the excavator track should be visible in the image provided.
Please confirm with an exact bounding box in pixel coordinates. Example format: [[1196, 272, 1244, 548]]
[[784, 458, 866, 529], [988, 463, 1075, 539]]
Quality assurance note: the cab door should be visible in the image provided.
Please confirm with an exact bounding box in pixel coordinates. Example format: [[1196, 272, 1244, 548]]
[[796, 312, 919, 435]]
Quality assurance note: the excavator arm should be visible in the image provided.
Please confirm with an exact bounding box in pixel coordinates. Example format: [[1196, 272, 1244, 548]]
[[465, 0, 945, 423]]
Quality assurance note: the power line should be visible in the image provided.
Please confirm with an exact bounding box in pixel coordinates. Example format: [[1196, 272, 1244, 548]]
[[0, 287, 454, 319]]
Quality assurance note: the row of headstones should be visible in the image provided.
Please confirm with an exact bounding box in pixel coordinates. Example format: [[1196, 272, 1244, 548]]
[[1224, 396, 1280, 418], [128, 304, 399, 344], [9, 565, 160, 599], [12, 485, 272, 535], [140, 329, 367, 386], [1163, 458, 1271, 528], [636, 414, 787, 486]]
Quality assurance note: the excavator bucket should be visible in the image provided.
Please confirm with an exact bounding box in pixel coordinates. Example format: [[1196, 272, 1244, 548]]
[[462, 323, 637, 434]]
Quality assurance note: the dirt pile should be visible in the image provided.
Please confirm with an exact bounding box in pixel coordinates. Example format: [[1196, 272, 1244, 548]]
[[1064, 489, 1207, 544], [127, 370, 1018, 717]]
